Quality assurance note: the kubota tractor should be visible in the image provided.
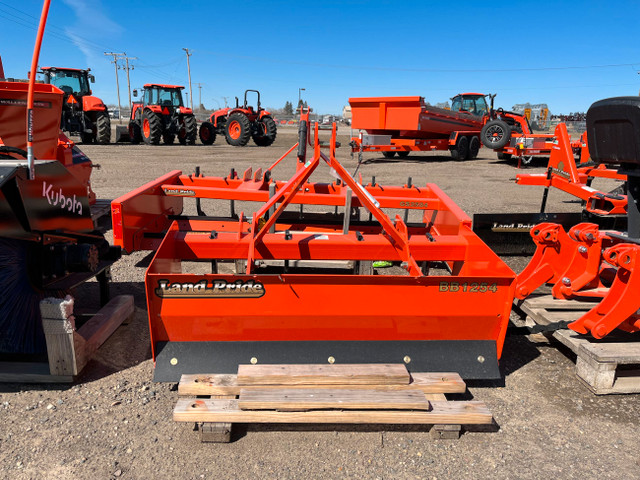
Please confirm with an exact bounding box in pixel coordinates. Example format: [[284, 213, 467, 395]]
[[40, 67, 111, 144], [199, 89, 277, 147], [127, 84, 197, 145]]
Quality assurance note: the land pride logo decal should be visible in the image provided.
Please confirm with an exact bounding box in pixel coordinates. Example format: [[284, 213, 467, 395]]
[[155, 279, 265, 298]]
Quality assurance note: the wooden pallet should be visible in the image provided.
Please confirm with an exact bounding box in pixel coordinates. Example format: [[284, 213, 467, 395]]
[[515, 294, 640, 394], [0, 295, 134, 383], [174, 364, 493, 442]]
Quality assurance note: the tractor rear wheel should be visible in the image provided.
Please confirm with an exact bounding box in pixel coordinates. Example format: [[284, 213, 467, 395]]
[[142, 111, 162, 145], [163, 133, 175, 145], [481, 119, 511, 150], [450, 135, 469, 160], [199, 121, 216, 145], [252, 116, 277, 146], [225, 113, 251, 146], [382, 151, 396, 159], [178, 115, 197, 145], [469, 136, 480, 159], [95, 111, 111, 144], [80, 131, 94, 144], [129, 121, 142, 144]]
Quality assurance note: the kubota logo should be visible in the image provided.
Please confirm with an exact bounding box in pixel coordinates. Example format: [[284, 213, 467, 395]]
[[154, 279, 265, 298], [42, 181, 83, 215]]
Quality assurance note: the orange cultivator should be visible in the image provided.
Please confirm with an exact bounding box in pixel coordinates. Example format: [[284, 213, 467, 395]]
[[112, 110, 516, 381], [515, 97, 640, 339]]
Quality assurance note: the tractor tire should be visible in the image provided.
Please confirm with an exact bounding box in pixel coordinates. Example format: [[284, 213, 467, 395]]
[[469, 136, 480, 159], [252, 116, 278, 147], [163, 133, 175, 145], [225, 113, 252, 146], [497, 152, 512, 161], [178, 115, 197, 145], [450, 135, 469, 160], [199, 121, 216, 145], [481, 119, 511, 150], [95, 111, 111, 144], [80, 131, 94, 144], [129, 121, 142, 144], [142, 111, 162, 145], [382, 151, 396, 159], [397, 151, 410, 158]]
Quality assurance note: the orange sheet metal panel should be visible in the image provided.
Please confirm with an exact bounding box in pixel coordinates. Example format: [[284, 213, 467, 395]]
[[0, 81, 63, 159]]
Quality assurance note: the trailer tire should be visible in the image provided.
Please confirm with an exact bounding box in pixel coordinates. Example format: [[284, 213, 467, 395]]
[[129, 122, 142, 144], [199, 121, 216, 145], [469, 136, 480, 159], [481, 119, 511, 150], [252, 116, 277, 146], [225, 113, 252, 146], [382, 151, 396, 159], [450, 135, 469, 160], [95, 111, 111, 144], [397, 151, 410, 158], [497, 152, 512, 161], [142, 111, 162, 145]]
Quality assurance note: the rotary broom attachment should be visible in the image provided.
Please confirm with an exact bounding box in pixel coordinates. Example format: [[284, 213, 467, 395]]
[[113, 109, 516, 382]]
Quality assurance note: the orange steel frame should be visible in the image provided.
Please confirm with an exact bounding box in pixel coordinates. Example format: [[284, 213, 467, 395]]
[[112, 112, 516, 378], [515, 123, 627, 216]]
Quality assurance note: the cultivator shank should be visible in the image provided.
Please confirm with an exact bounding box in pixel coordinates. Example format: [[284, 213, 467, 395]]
[[113, 113, 516, 381]]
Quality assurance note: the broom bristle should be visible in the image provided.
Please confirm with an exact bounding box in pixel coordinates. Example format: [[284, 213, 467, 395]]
[[0, 239, 61, 356]]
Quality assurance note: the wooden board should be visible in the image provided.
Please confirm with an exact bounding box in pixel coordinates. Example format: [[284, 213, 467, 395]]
[[178, 371, 466, 396], [173, 398, 493, 425], [236, 364, 410, 386], [237, 388, 431, 411], [518, 294, 599, 311]]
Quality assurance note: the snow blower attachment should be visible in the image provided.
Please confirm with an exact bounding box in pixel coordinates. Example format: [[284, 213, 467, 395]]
[[112, 111, 516, 381], [515, 97, 640, 338]]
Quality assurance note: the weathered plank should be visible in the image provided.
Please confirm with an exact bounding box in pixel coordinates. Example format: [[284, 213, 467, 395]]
[[75, 295, 134, 366], [200, 395, 235, 443], [520, 294, 598, 311], [236, 364, 410, 386], [179, 372, 465, 396], [237, 388, 431, 411], [173, 398, 493, 425]]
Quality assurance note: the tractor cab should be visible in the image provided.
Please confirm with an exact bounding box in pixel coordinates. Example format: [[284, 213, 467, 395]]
[[450, 93, 490, 117], [40, 67, 93, 97], [140, 84, 185, 109]]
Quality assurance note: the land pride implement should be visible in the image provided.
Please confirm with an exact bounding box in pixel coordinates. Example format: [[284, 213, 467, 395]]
[[473, 122, 627, 255], [111, 110, 516, 382], [514, 97, 640, 339]]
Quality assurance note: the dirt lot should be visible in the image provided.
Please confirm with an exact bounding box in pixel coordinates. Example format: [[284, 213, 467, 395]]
[[1, 126, 639, 480]]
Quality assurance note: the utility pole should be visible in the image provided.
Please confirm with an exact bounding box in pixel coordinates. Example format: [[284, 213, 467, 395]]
[[121, 55, 137, 114], [182, 48, 193, 110], [195, 82, 203, 110], [104, 52, 125, 124]]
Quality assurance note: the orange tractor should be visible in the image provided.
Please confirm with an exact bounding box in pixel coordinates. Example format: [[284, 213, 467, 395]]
[[199, 89, 277, 147], [40, 67, 111, 144], [123, 84, 197, 145]]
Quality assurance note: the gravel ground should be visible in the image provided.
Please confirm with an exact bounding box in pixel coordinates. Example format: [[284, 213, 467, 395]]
[[1, 125, 639, 480]]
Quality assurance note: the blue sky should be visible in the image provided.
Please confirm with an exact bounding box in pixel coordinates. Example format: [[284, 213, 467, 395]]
[[1, 0, 639, 115]]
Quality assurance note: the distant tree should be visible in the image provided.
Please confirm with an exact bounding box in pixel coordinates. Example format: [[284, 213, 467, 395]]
[[284, 101, 293, 115]]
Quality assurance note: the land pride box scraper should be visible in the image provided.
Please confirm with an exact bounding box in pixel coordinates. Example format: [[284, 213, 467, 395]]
[[112, 111, 516, 381]]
